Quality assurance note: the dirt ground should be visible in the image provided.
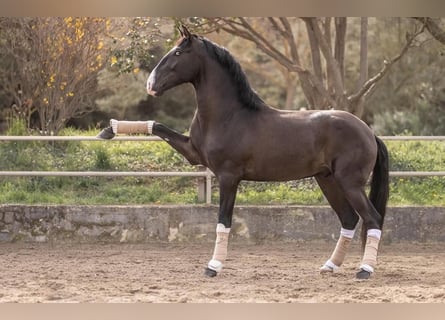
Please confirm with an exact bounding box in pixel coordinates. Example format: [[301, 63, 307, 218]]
[[0, 241, 444, 303]]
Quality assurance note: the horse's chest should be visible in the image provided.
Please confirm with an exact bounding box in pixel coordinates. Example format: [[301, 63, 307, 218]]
[[190, 124, 231, 164], [191, 135, 238, 172], [199, 141, 231, 169]]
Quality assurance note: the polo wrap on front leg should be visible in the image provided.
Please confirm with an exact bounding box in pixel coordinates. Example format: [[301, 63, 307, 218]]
[[207, 223, 231, 273], [320, 228, 355, 273], [110, 119, 155, 135], [360, 229, 381, 273]]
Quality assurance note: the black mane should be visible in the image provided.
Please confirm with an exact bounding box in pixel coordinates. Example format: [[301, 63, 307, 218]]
[[200, 37, 265, 110]]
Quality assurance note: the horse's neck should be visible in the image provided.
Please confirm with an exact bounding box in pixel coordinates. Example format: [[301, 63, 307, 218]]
[[193, 61, 242, 127]]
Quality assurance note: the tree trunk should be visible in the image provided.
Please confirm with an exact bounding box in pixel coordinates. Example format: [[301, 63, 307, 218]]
[[284, 73, 297, 109], [350, 17, 368, 118], [335, 18, 347, 84]]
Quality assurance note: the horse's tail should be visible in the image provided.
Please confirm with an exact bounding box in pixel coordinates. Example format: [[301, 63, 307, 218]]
[[361, 136, 390, 249]]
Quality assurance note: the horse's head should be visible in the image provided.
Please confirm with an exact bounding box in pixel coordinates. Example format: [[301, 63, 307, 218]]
[[147, 25, 201, 96]]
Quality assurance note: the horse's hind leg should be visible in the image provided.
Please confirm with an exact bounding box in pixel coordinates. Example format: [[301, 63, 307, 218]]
[[315, 174, 359, 273], [334, 172, 382, 279]]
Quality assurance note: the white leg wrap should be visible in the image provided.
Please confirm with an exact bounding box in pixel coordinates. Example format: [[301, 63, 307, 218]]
[[320, 228, 355, 273], [207, 223, 231, 273], [110, 119, 155, 135], [359, 229, 381, 273], [340, 227, 356, 239]]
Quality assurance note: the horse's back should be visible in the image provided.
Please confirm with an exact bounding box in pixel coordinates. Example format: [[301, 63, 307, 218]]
[[239, 108, 377, 181], [307, 110, 375, 141], [262, 108, 375, 148]]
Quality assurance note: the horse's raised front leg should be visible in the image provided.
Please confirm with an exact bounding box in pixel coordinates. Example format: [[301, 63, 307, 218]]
[[204, 174, 240, 277], [97, 120, 202, 165], [152, 123, 202, 165]]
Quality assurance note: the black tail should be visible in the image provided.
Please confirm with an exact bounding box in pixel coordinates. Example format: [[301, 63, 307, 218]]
[[361, 136, 390, 247]]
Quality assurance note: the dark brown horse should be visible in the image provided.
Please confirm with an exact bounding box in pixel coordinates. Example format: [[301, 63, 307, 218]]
[[119, 25, 389, 279]]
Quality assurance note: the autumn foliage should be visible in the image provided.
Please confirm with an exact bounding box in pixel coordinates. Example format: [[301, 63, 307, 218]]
[[0, 17, 109, 134]]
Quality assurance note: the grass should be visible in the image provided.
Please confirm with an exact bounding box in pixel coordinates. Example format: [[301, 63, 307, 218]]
[[0, 122, 443, 206]]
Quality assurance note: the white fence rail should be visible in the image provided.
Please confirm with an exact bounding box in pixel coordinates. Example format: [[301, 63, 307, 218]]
[[0, 135, 444, 204]]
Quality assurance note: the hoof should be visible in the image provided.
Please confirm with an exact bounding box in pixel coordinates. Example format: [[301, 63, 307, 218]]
[[356, 269, 371, 279], [96, 127, 115, 140], [320, 265, 334, 274], [204, 267, 218, 277]]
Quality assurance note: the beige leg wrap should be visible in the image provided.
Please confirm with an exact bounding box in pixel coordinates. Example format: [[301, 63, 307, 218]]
[[330, 235, 352, 266], [207, 223, 230, 273], [360, 235, 380, 273], [320, 228, 355, 273], [320, 236, 352, 273], [110, 119, 155, 135]]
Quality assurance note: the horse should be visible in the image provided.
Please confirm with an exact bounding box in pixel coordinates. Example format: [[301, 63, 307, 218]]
[[113, 25, 390, 279]]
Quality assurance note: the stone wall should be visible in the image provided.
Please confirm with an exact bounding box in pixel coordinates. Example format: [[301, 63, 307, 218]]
[[0, 205, 444, 243]]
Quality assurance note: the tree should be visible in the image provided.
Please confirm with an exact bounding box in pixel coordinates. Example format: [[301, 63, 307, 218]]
[[95, 17, 164, 120], [184, 17, 426, 119], [0, 17, 109, 134], [97, 18, 197, 132]]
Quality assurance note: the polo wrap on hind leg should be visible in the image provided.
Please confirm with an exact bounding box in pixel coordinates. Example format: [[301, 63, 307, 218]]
[[360, 229, 381, 273], [207, 223, 231, 273], [110, 119, 155, 135], [320, 228, 355, 273]]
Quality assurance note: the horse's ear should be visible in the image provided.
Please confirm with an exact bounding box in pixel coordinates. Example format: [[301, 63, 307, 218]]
[[180, 25, 192, 39]]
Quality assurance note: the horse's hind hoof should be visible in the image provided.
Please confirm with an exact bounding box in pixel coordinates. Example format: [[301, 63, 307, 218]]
[[96, 127, 115, 140], [356, 269, 371, 280], [204, 267, 218, 277]]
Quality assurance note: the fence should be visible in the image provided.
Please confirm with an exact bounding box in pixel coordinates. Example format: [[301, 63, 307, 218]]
[[0, 135, 444, 204]]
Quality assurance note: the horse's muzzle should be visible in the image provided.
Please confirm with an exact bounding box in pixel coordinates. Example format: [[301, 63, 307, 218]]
[[146, 81, 158, 96], [147, 70, 159, 96]]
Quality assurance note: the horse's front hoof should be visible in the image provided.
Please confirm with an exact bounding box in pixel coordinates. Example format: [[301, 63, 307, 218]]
[[96, 127, 115, 140], [204, 267, 218, 277], [320, 265, 334, 274], [355, 269, 371, 279]]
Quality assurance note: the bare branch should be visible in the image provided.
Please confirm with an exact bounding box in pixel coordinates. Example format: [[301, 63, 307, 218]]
[[276, 17, 338, 108], [209, 17, 338, 109], [302, 19, 326, 107], [413, 17, 445, 45], [277, 18, 302, 66], [305, 18, 346, 104], [303, 70, 339, 109], [348, 24, 426, 104], [219, 18, 299, 72], [238, 18, 296, 67], [268, 17, 287, 38], [304, 19, 323, 81]]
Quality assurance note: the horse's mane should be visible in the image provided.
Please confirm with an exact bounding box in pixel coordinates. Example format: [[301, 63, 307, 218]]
[[185, 36, 265, 110]]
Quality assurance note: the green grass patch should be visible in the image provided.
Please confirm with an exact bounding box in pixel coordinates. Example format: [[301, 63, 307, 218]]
[[0, 124, 443, 206]]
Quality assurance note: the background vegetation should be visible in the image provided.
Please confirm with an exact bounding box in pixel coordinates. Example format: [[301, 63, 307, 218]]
[[1, 17, 445, 135], [0, 17, 444, 206], [0, 120, 443, 206]]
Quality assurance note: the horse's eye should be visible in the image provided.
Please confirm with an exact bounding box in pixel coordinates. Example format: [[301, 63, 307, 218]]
[[175, 50, 181, 56]]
